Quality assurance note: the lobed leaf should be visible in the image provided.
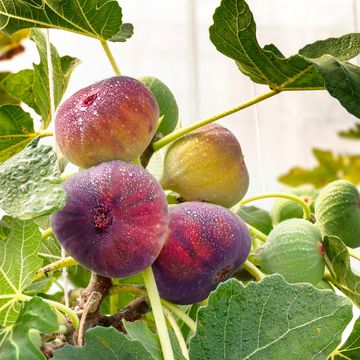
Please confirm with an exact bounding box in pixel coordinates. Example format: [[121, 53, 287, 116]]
[[338, 123, 360, 139], [236, 205, 273, 235], [335, 315, 360, 359], [0, 297, 58, 360], [0, 218, 42, 326], [323, 235, 360, 307], [52, 326, 154, 360], [0, 141, 66, 220], [189, 275, 352, 360]]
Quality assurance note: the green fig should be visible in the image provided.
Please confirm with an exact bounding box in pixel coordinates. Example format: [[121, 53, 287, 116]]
[[139, 76, 179, 136], [161, 124, 249, 208], [271, 185, 318, 224], [315, 180, 360, 248], [256, 219, 325, 285]]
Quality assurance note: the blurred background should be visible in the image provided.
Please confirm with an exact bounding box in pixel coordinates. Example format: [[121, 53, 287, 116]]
[[1, 0, 359, 202]]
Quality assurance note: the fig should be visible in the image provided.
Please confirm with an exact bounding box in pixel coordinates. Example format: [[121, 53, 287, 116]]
[[271, 185, 318, 224], [152, 202, 251, 304], [55, 76, 159, 168], [51, 160, 168, 278], [256, 219, 325, 285], [315, 180, 360, 248], [160, 124, 249, 208], [139, 76, 179, 135]]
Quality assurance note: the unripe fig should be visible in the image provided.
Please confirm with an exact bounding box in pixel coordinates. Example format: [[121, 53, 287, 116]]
[[51, 161, 168, 278], [271, 185, 318, 224], [256, 219, 325, 285], [139, 76, 179, 135], [161, 124, 249, 208], [152, 202, 251, 304], [55, 76, 159, 168], [315, 180, 360, 248]]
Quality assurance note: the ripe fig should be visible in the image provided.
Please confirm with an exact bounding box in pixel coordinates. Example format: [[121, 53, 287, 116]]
[[152, 202, 251, 304], [271, 185, 318, 224], [160, 124, 249, 208], [256, 219, 325, 285], [51, 161, 168, 278], [55, 76, 159, 168], [139, 76, 179, 136], [315, 180, 360, 248]]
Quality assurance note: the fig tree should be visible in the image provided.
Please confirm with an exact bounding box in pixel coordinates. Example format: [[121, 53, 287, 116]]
[[51, 160, 168, 278], [55, 76, 159, 168], [256, 219, 325, 285], [152, 202, 251, 304], [160, 124, 249, 208], [315, 180, 360, 248]]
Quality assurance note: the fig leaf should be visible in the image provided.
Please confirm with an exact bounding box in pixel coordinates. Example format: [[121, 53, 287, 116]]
[[189, 275, 352, 359]]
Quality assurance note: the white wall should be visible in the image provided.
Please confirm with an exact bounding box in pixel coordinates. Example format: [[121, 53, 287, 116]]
[[1, 0, 358, 199]]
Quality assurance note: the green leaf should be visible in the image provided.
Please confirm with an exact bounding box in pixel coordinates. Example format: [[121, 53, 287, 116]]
[[0, 218, 42, 326], [308, 55, 360, 119], [0, 72, 19, 105], [0, 0, 130, 42], [323, 235, 360, 307], [0, 104, 37, 163], [236, 205, 273, 235], [189, 275, 352, 360], [335, 316, 360, 359], [0, 141, 66, 220], [298, 33, 360, 61], [52, 326, 154, 360], [38, 234, 62, 265], [109, 23, 134, 42], [339, 123, 360, 139], [0, 297, 58, 360], [209, 0, 324, 90], [278, 148, 360, 188], [2, 29, 79, 128], [67, 264, 91, 288]]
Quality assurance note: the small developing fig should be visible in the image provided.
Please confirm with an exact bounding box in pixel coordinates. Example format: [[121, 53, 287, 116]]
[[315, 180, 360, 248], [152, 202, 251, 304], [160, 124, 249, 208], [271, 185, 318, 224], [55, 76, 159, 168], [256, 219, 325, 285], [51, 161, 168, 278], [139, 76, 179, 136]]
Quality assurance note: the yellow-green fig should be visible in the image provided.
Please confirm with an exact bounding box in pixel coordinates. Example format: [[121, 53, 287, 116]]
[[315, 180, 360, 248], [161, 124, 249, 208]]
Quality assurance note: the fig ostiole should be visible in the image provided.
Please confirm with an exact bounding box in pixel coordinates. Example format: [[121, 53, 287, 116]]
[[160, 123, 249, 208], [315, 180, 360, 248], [255, 218, 325, 285], [152, 202, 251, 305], [51, 160, 168, 278], [55, 76, 159, 168], [271, 185, 318, 224]]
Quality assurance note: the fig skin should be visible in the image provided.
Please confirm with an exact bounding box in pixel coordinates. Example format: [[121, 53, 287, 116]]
[[51, 161, 168, 278], [256, 219, 325, 285], [152, 202, 251, 304], [160, 124, 249, 208], [315, 180, 360, 248], [271, 185, 318, 224], [55, 76, 159, 168]]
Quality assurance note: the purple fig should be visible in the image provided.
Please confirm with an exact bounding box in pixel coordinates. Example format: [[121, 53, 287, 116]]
[[152, 202, 251, 304], [51, 161, 168, 278], [55, 76, 159, 168], [161, 124, 249, 207]]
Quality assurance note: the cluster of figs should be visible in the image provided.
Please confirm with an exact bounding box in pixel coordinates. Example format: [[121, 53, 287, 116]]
[[52, 75, 360, 305]]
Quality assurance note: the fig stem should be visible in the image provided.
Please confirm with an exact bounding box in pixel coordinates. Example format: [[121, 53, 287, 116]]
[[152, 88, 279, 151], [39, 130, 53, 138], [242, 260, 266, 281], [142, 267, 175, 360], [163, 307, 190, 360], [41, 227, 54, 241], [247, 225, 267, 243], [238, 192, 312, 220], [110, 283, 197, 332], [33, 256, 78, 281], [347, 247, 360, 262], [100, 40, 121, 76]]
